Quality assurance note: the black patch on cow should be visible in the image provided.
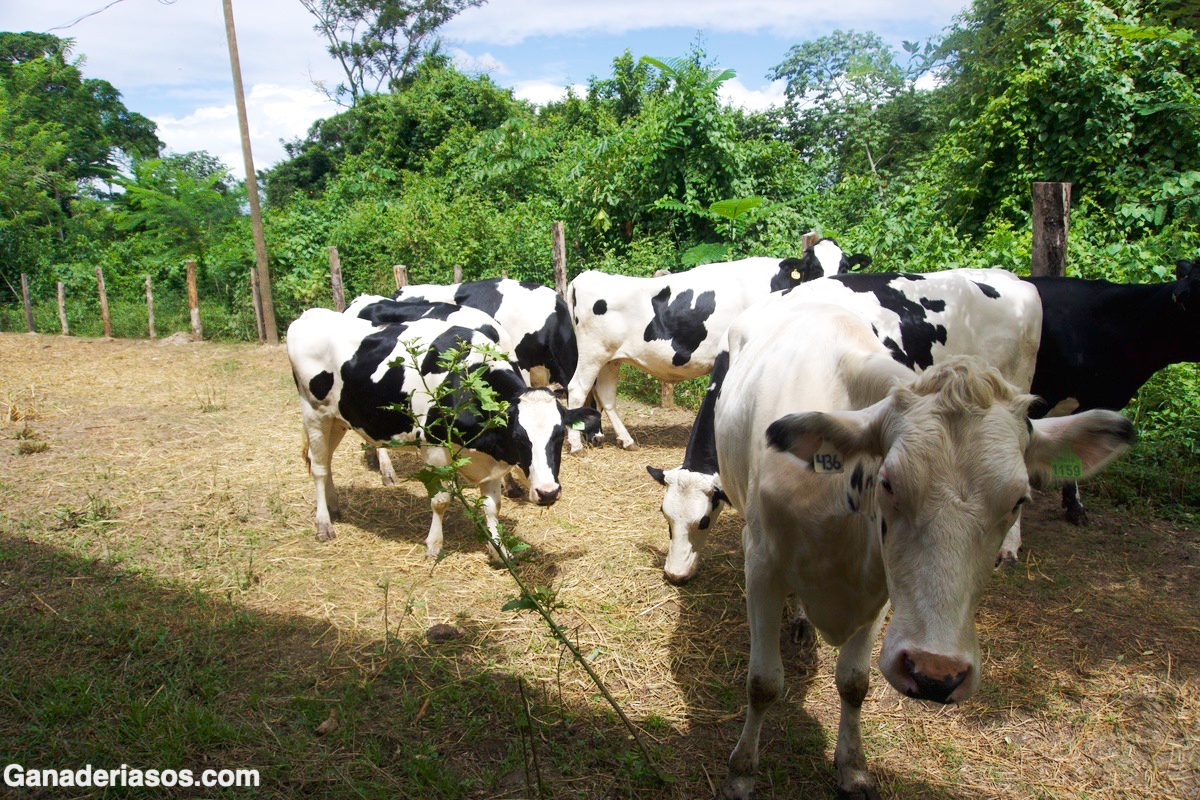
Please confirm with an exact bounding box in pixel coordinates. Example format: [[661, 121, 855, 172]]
[[850, 463, 865, 492], [452, 278, 505, 319], [832, 273, 948, 370], [356, 298, 458, 324], [974, 281, 1001, 299], [593, 299, 608, 315], [681, 350, 730, 474], [336, 325, 417, 442], [643, 287, 718, 367], [846, 492, 860, 513], [920, 298, 946, 313], [419, 327, 478, 375], [309, 371, 334, 401]]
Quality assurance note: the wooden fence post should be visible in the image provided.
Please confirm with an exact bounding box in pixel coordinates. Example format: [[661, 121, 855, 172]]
[[186, 260, 202, 339], [1032, 182, 1072, 278], [501, 268, 508, 280], [145, 276, 156, 339], [250, 266, 265, 343], [21, 273, 34, 333], [393, 264, 408, 290], [328, 246, 346, 311], [552, 221, 567, 298], [96, 267, 113, 338], [453, 264, 463, 283], [802, 229, 821, 251], [57, 282, 69, 336]]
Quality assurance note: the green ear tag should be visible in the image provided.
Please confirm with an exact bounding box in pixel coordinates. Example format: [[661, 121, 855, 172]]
[[1051, 450, 1083, 479], [812, 440, 844, 474], [570, 420, 587, 431]]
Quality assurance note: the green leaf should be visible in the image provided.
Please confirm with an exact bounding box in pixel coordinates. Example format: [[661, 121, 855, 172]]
[[681, 242, 730, 266], [709, 197, 764, 220], [501, 597, 538, 613]]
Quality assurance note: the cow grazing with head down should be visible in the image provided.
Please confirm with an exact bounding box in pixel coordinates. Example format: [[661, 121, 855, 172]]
[[287, 307, 600, 559], [566, 239, 869, 452], [648, 268, 1044, 584], [1022, 260, 1200, 526], [713, 297, 1134, 800]]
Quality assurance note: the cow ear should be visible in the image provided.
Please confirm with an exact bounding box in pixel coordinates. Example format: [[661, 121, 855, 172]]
[[1026, 410, 1136, 483], [766, 403, 887, 463], [844, 254, 872, 272], [1175, 260, 1196, 281], [712, 486, 731, 507], [565, 406, 602, 436], [646, 465, 667, 485]]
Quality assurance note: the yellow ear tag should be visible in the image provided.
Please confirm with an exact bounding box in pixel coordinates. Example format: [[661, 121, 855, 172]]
[[812, 440, 844, 474], [1051, 450, 1083, 479], [791, 269, 802, 280]]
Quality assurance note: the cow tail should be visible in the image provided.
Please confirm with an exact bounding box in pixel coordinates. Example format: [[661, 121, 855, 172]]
[[300, 424, 312, 474]]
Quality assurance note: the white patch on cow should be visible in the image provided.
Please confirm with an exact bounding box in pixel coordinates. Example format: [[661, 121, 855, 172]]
[[811, 238, 846, 276], [1046, 397, 1081, 417]]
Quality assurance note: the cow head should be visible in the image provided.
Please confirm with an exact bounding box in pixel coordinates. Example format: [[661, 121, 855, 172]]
[[773, 239, 872, 292], [646, 466, 730, 584], [507, 388, 602, 504], [767, 357, 1133, 705]]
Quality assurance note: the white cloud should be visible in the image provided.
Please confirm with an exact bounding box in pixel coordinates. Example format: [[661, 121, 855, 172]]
[[445, 0, 967, 46], [156, 85, 339, 179], [719, 78, 786, 112], [451, 48, 511, 75], [512, 81, 587, 106]]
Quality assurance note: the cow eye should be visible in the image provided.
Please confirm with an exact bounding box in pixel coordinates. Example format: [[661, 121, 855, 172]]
[[1012, 495, 1030, 515], [699, 515, 711, 530], [880, 477, 893, 495]]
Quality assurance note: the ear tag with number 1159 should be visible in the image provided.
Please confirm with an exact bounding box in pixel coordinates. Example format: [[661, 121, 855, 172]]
[[812, 440, 844, 474]]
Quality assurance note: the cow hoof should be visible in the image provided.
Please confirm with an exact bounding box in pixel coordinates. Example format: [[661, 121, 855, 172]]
[[621, 441, 639, 451], [316, 525, 336, 542], [380, 474, 396, 487], [836, 786, 880, 800], [424, 548, 441, 560], [994, 550, 1018, 569], [717, 776, 755, 800], [1065, 507, 1088, 526]]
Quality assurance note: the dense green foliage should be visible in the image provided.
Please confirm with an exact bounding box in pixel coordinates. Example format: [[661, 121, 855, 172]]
[[2, 1, 1199, 507]]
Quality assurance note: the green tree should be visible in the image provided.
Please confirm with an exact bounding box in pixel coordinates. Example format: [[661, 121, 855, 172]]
[[300, 0, 487, 105]]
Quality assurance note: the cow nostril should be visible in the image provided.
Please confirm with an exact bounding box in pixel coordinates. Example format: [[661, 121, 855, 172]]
[[903, 653, 969, 704], [535, 487, 561, 505]]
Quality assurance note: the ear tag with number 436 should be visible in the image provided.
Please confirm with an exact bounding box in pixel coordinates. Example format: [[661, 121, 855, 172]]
[[1051, 450, 1083, 479], [812, 440, 844, 474]]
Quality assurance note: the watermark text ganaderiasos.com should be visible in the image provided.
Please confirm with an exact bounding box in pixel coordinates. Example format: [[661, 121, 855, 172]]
[[4, 763, 260, 789]]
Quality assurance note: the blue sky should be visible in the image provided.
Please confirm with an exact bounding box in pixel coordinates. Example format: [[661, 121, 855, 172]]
[[2, 0, 969, 177]]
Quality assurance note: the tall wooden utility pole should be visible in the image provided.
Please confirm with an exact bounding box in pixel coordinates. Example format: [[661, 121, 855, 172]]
[[223, 0, 278, 344]]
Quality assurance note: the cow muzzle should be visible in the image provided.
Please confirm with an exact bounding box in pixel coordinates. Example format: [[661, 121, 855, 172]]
[[534, 486, 561, 505], [890, 649, 972, 704]]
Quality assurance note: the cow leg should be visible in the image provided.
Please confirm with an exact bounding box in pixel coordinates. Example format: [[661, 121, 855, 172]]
[[566, 358, 605, 453], [479, 477, 511, 562], [720, 536, 786, 800], [303, 413, 345, 541], [833, 607, 887, 800], [594, 361, 637, 450], [996, 516, 1022, 568], [426, 491, 451, 559], [377, 448, 398, 486], [1063, 481, 1087, 525], [324, 424, 348, 522]]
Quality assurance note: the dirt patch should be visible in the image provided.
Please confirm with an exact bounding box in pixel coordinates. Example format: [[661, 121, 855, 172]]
[[0, 332, 1197, 799]]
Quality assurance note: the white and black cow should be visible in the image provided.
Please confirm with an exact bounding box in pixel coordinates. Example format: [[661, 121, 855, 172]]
[[287, 307, 600, 559], [714, 297, 1134, 800], [567, 239, 869, 452], [1024, 260, 1200, 524], [649, 268, 1043, 583]]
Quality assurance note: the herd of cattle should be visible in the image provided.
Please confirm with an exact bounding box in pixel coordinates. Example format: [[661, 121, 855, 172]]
[[285, 240, 1197, 799]]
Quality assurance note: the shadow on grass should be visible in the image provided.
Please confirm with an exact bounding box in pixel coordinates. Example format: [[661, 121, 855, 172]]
[[0, 534, 666, 799]]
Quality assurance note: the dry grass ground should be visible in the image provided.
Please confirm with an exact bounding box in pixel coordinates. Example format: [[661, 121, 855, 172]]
[[0, 331, 1197, 799]]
